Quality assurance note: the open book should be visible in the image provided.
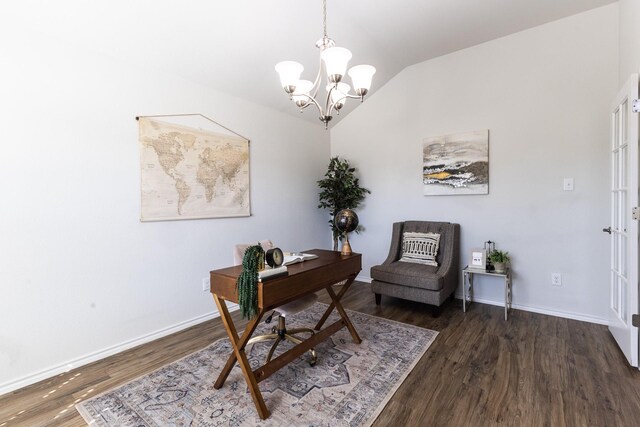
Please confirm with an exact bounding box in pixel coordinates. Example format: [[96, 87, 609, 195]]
[[283, 252, 319, 266]]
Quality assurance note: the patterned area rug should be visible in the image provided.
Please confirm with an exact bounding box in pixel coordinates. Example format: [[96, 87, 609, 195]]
[[76, 303, 437, 426]]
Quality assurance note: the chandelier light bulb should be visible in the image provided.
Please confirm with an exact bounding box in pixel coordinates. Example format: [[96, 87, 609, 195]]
[[327, 83, 350, 110], [321, 47, 352, 83], [348, 65, 376, 97], [275, 61, 304, 94], [292, 80, 314, 108]]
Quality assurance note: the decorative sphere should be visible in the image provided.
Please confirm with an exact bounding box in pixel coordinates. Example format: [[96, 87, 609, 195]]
[[334, 209, 359, 233]]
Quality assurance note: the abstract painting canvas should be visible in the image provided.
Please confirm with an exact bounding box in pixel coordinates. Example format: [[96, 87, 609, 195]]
[[423, 130, 489, 196]]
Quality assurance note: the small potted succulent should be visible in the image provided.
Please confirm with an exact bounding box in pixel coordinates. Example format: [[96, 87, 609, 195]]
[[488, 250, 510, 273]]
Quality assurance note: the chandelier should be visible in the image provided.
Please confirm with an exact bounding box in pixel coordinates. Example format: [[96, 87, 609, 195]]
[[275, 0, 376, 128]]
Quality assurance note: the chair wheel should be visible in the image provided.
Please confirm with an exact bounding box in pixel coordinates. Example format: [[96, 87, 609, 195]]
[[308, 348, 318, 366]]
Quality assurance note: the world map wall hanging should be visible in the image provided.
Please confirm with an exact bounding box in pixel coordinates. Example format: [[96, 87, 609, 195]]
[[137, 115, 250, 221]]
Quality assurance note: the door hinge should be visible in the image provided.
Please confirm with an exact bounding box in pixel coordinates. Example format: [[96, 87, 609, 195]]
[[633, 99, 640, 113], [633, 207, 640, 220], [633, 314, 640, 328]]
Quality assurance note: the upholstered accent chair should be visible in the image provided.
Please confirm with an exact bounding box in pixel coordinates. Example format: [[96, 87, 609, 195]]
[[370, 221, 460, 314]]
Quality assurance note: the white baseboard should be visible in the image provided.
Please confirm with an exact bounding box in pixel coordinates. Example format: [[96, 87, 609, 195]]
[[358, 274, 606, 325], [454, 293, 607, 325], [0, 303, 238, 396]]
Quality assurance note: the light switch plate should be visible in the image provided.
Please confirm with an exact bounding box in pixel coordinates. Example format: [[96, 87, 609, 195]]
[[563, 178, 574, 191]]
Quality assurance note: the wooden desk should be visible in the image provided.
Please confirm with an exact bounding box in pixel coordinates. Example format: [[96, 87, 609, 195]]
[[209, 249, 362, 419]]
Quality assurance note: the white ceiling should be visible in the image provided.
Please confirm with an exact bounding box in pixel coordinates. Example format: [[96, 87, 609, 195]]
[[7, 0, 616, 127]]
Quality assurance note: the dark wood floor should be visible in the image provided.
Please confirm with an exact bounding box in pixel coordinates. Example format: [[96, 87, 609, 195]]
[[2, 282, 640, 426]]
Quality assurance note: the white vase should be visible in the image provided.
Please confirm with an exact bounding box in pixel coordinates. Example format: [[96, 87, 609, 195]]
[[493, 262, 505, 273]]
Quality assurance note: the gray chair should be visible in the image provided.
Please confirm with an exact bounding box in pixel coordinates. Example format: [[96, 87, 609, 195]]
[[370, 221, 460, 314]]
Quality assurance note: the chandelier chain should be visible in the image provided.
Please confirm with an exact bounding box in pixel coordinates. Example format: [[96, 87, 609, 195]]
[[323, 0, 327, 38]]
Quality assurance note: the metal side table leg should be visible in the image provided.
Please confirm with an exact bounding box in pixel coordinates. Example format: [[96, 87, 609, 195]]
[[507, 273, 512, 320], [463, 271, 467, 312], [503, 272, 512, 320], [504, 276, 508, 320], [463, 270, 474, 312]]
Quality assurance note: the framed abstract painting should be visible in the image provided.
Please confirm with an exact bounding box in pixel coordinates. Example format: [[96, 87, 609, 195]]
[[423, 129, 489, 196]]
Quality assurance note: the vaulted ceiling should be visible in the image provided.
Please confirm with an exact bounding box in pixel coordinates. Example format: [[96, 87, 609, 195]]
[[8, 0, 617, 126]]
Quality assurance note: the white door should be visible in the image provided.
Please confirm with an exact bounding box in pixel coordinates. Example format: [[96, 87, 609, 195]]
[[608, 73, 639, 367]]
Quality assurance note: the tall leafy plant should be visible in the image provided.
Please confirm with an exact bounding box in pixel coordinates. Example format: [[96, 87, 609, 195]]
[[317, 157, 371, 251]]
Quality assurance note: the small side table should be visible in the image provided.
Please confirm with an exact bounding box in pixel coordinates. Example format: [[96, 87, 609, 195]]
[[462, 266, 512, 320]]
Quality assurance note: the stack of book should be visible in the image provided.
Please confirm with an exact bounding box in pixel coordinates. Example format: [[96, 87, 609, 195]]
[[258, 265, 288, 282]]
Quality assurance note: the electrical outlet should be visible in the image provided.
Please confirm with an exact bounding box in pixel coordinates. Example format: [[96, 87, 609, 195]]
[[551, 273, 562, 286], [202, 277, 210, 292]]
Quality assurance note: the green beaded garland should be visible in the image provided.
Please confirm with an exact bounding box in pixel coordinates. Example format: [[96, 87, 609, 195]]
[[236, 244, 264, 320]]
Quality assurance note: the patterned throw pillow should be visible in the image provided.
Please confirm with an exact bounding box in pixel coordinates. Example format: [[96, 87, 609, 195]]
[[399, 232, 440, 266]]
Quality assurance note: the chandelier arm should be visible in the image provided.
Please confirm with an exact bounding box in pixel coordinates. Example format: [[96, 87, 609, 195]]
[[325, 91, 363, 116], [328, 98, 345, 116], [299, 93, 325, 117], [309, 63, 323, 100], [324, 86, 335, 116], [327, 101, 337, 117], [342, 93, 367, 102]]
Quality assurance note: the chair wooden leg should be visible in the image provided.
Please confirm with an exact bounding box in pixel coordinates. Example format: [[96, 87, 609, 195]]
[[375, 293, 381, 305]]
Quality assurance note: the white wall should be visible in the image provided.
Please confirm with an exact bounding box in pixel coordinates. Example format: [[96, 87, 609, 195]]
[[331, 5, 619, 323], [619, 0, 640, 83], [0, 29, 329, 392]]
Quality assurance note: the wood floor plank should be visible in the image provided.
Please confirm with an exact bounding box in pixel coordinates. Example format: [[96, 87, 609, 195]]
[[2, 282, 640, 426]]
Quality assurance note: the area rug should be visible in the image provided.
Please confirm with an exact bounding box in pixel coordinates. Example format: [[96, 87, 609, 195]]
[[76, 303, 438, 426]]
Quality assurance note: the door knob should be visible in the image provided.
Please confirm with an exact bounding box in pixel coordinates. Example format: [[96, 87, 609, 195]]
[[602, 226, 612, 234]]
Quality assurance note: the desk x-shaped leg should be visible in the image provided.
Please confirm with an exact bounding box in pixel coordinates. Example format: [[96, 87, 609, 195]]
[[212, 294, 270, 419], [314, 274, 362, 344], [211, 273, 361, 420]]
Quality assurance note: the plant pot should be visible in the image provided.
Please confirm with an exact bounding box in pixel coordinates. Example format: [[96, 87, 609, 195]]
[[493, 262, 505, 273]]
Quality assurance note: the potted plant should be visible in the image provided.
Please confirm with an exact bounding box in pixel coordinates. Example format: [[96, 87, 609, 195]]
[[317, 157, 370, 251], [488, 250, 510, 273]]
